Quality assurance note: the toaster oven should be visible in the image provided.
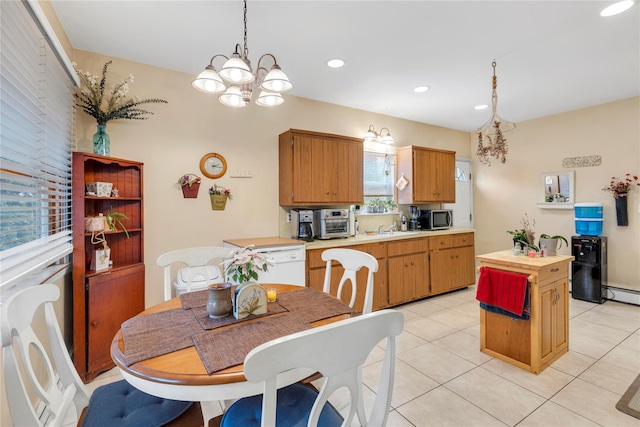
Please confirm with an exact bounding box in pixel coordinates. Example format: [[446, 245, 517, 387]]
[[314, 209, 350, 239]]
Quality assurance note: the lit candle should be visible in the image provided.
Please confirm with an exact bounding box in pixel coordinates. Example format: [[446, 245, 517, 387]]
[[266, 288, 277, 302]]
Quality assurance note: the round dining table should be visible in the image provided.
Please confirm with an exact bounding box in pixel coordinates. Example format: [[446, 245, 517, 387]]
[[110, 284, 351, 404]]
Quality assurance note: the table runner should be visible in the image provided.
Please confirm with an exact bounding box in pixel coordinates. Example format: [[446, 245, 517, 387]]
[[122, 287, 355, 372], [191, 302, 288, 330]]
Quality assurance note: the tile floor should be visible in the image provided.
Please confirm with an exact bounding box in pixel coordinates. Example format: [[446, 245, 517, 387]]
[[87, 286, 640, 427]]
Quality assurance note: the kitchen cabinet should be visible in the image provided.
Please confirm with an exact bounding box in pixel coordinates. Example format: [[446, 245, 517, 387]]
[[476, 251, 573, 374], [279, 129, 363, 206], [387, 238, 429, 305], [396, 146, 455, 204], [306, 243, 386, 313], [304, 230, 475, 309], [429, 232, 476, 294], [72, 153, 145, 382]]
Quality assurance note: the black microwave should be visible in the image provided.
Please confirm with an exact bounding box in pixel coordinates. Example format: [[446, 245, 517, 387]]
[[418, 209, 453, 230]]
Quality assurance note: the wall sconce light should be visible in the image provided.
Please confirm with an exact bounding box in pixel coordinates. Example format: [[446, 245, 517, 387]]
[[363, 124, 394, 144]]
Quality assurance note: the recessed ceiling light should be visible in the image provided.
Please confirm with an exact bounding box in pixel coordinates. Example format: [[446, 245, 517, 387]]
[[600, 0, 635, 16], [326, 59, 345, 68], [475, 104, 489, 110], [414, 86, 430, 93]]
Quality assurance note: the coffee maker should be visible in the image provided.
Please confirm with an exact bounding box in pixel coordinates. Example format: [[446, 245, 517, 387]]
[[291, 209, 314, 242], [409, 205, 420, 230]]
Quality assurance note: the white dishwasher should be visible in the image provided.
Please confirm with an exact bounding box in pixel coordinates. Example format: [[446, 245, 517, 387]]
[[223, 237, 306, 286]]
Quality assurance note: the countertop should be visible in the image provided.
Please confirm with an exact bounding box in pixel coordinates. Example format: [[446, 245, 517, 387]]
[[476, 250, 574, 270], [304, 228, 475, 250], [223, 237, 305, 248]]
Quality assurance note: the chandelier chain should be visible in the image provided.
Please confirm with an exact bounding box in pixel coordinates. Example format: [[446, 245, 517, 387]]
[[243, 0, 249, 58]]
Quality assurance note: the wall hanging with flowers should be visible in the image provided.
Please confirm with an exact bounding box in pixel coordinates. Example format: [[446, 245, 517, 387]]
[[73, 60, 168, 156], [177, 174, 201, 198], [602, 173, 639, 226], [209, 184, 232, 210]]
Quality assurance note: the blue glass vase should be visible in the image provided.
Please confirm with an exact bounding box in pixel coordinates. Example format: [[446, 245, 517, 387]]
[[93, 124, 110, 156]]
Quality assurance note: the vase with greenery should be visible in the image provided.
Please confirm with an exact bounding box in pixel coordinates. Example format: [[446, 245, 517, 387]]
[[538, 234, 568, 256], [507, 213, 537, 253], [602, 173, 639, 226], [73, 60, 168, 156]]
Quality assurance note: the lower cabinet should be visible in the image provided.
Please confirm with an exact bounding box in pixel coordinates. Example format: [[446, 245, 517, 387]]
[[387, 238, 428, 305], [306, 243, 387, 313], [539, 278, 568, 367], [305, 231, 475, 309], [86, 264, 145, 378], [429, 233, 476, 294]]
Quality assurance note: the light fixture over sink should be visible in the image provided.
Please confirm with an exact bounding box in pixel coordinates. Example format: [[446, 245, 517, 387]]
[[191, 0, 292, 108], [363, 124, 394, 144]]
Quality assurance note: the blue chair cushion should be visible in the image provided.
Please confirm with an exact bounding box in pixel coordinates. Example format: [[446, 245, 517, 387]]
[[220, 383, 344, 427], [80, 379, 193, 427]]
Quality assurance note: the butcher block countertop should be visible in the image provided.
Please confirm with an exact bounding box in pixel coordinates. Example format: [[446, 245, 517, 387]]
[[223, 236, 304, 248]]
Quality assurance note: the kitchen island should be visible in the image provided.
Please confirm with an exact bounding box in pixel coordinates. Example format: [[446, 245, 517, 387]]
[[476, 250, 574, 374]]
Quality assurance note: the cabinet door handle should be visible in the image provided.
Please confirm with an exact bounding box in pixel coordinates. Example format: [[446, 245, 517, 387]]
[[91, 320, 99, 328], [325, 191, 330, 195], [551, 268, 559, 272]]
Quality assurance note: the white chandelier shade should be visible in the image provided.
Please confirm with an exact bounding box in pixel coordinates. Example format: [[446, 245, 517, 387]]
[[191, 0, 292, 108]]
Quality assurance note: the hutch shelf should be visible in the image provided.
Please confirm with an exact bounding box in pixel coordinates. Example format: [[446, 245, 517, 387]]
[[72, 152, 145, 382]]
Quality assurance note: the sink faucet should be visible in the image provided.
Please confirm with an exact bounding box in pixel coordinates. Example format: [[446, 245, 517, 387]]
[[378, 223, 397, 235]]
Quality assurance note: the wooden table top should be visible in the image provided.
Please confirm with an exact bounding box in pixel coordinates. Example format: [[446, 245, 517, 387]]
[[110, 284, 350, 387]]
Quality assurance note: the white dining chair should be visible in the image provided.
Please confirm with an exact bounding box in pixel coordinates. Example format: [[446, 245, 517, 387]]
[[321, 247, 379, 314], [1, 284, 202, 427], [157, 246, 233, 301], [219, 309, 404, 427]]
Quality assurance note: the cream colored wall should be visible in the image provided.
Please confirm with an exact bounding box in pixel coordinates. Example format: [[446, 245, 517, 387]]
[[472, 97, 640, 291], [72, 50, 471, 308]]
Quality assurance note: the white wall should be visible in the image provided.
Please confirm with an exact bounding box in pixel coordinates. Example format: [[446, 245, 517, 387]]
[[473, 96, 640, 292]]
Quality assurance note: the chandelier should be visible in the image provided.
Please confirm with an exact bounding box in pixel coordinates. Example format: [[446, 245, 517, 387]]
[[191, 0, 292, 108], [363, 124, 394, 144], [476, 61, 515, 165]]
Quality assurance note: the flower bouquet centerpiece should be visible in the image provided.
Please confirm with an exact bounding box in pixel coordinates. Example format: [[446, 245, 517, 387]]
[[177, 174, 201, 198], [602, 173, 639, 226], [73, 60, 168, 156], [223, 245, 275, 319], [209, 184, 232, 210]]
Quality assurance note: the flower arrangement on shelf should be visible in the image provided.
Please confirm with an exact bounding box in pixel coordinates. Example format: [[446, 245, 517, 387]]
[[209, 184, 232, 199], [602, 173, 639, 198], [223, 245, 275, 284], [178, 174, 201, 187], [73, 60, 167, 126]]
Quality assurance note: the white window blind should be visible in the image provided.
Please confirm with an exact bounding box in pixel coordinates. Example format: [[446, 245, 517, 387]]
[[0, 0, 78, 290], [363, 150, 395, 198]]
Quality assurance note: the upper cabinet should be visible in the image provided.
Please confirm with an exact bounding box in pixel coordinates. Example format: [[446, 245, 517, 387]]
[[396, 146, 456, 204], [279, 129, 363, 206]]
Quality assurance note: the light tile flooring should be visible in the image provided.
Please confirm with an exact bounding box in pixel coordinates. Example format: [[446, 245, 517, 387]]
[[88, 286, 640, 427]]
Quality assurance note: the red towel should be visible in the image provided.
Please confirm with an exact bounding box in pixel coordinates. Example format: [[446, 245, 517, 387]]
[[476, 267, 528, 316]]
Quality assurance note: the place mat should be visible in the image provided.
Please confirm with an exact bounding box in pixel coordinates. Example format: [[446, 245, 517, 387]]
[[191, 314, 312, 374], [121, 309, 200, 366], [180, 289, 211, 309], [276, 287, 355, 323], [191, 301, 288, 330]]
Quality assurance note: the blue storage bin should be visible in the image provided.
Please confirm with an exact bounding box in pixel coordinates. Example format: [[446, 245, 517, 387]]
[[575, 218, 603, 236], [574, 202, 603, 219]]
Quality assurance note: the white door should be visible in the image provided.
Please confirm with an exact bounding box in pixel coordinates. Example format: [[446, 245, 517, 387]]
[[444, 159, 473, 229]]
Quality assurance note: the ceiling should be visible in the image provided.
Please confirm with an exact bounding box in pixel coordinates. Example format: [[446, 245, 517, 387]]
[[50, 1, 639, 132]]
